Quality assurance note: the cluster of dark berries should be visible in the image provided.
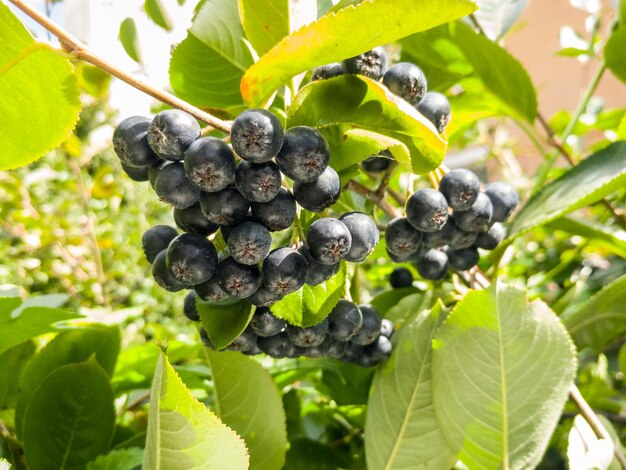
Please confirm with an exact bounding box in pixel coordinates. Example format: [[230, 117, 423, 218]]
[[385, 169, 519, 280], [113, 107, 385, 360], [312, 46, 451, 139], [184, 297, 392, 367]]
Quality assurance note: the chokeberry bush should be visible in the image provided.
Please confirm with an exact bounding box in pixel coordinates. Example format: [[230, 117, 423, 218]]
[[1, 0, 626, 469]]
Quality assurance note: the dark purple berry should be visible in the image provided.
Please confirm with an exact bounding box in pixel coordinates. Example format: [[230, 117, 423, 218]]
[[351, 304, 382, 346], [228, 221, 272, 265], [475, 222, 506, 250], [263, 247, 309, 296], [447, 246, 479, 271], [173, 203, 219, 236], [183, 137, 236, 192], [342, 47, 388, 80], [339, 212, 379, 262], [200, 187, 250, 226], [286, 319, 329, 348], [416, 92, 451, 133], [382, 62, 427, 105], [406, 188, 449, 233], [276, 126, 330, 183], [385, 217, 422, 257], [251, 188, 296, 232], [183, 291, 200, 321], [113, 116, 161, 167], [390, 268, 413, 288], [293, 166, 341, 212], [142, 225, 178, 264], [235, 161, 282, 203], [454, 192, 493, 233], [307, 218, 352, 265], [328, 300, 362, 342], [230, 109, 284, 163], [416, 249, 449, 280], [166, 233, 217, 286], [312, 63, 344, 81], [439, 169, 481, 211], [298, 245, 340, 286], [250, 307, 286, 337], [215, 257, 262, 298], [152, 250, 185, 292], [147, 110, 200, 161], [485, 182, 519, 222]]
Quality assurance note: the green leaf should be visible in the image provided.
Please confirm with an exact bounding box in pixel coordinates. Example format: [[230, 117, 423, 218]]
[[238, 0, 289, 56], [0, 341, 35, 409], [562, 274, 626, 351], [270, 262, 347, 326], [119, 18, 141, 62], [287, 75, 446, 174], [370, 286, 421, 316], [509, 141, 626, 236], [198, 300, 254, 350], [618, 114, 626, 139], [206, 350, 287, 470], [400, 23, 537, 122], [144, 353, 249, 469], [23, 360, 116, 470], [144, 0, 173, 30], [15, 325, 120, 438], [605, 27, 626, 84], [87, 447, 144, 470], [546, 216, 626, 258], [241, 0, 478, 105], [620, 343, 626, 376], [431, 283, 577, 469], [0, 2, 80, 170], [0, 305, 80, 357], [365, 302, 455, 470], [284, 438, 349, 470], [384, 292, 434, 328], [169, 0, 254, 109], [473, 0, 529, 40]]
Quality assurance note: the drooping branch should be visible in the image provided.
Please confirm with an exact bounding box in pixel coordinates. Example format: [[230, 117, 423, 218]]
[[7, 0, 232, 133], [346, 180, 401, 219]]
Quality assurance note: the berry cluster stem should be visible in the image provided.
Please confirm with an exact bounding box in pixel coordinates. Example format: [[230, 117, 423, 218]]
[[7, 0, 232, 133]]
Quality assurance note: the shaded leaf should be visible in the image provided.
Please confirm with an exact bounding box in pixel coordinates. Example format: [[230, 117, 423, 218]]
[[198, 299, 254, 350], [15, 325, 120, 438], [206, 350, 287, 470], [0, 341, 35, 409], [562, 274, 626, 350], [384, 292, 433, 328], [169, 0, 254, 109], [547, 216, 626, 259], [144, 354, 249, 469], [365, 302, 455, 470], [432, 283, 577, 469], [287, 75, 446, 174], [238, 0, 289, 56], [119, 18, 141, 63], [509, 141, 626, 236], [270, 262, 347, 326], [23, 360, 116, 470], [605, 27, 626, 85], [241, 0, 478, 105], [370, 287, 421, 316], [0, 2, 80, 170], [87, 447, 144, 470]]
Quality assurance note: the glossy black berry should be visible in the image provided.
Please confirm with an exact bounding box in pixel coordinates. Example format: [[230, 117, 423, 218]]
[[166, 233, 217, 286], [194, 276, 231, 304], [228, 221, 272, 265], [258, 333, 291, 358], [361, 149, 393, 173], [312, 63, 344, 81], [251, 188, 296, 232], [387, 247, 421, 263], [328, 300, 363, 342], [276, 126, 330, 183], [183, 291, 200, 321], [263, 247, 309, 295], [154, 162, 201, 209], [380, 318, 394, 338], [416, 92, 451, 133], [113, 116, 162, 167], [365, 335, 392, 363], [183, 137, 236, 192], [230, 109, 284, 163], [341, 342, 365, 363], [250, 307, 286, 337], [121, 162, 150, 182], [307, 218, 352, 265], [152, 250, 185, 292], [173, 204, 219, 236], [200, 187, 250, 226], [227, 327, 257, 352], [286, 319, 329, 348], [421, 217, 455, 249], [485, 182, 520, 222], [447, 246, 479, 271], [439, 169, 481, 211], [302, 340, 330, 358], [406, 188, 449, 233], [297, 245, 340, 286], [293, 166, 341, 212], [383, 62, 427, 105], [148, 161, 165, 189], [390, 267, 413, 288], [385, 217, 422, 257], [215, 257, 262, 298], [147, 110, 201, 161], [247, 285, 283, 307], [454, 192, 493, 232], [475, 222, 506, 250], [235, 161, 282, 203], [416, 248, 449, 281], [142, 225, 178, 264], [325, 338, 348, 359], [351, 304, 382, 346], [446, 217, 477, 249], [338, 212, 379, 262], [342, 47, 388, 80]]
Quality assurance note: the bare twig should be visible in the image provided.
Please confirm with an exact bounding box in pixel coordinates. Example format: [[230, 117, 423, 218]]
[[346, 180, 401, 218], [7, 0, 232, 133], [375, 161, 398, 199]]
